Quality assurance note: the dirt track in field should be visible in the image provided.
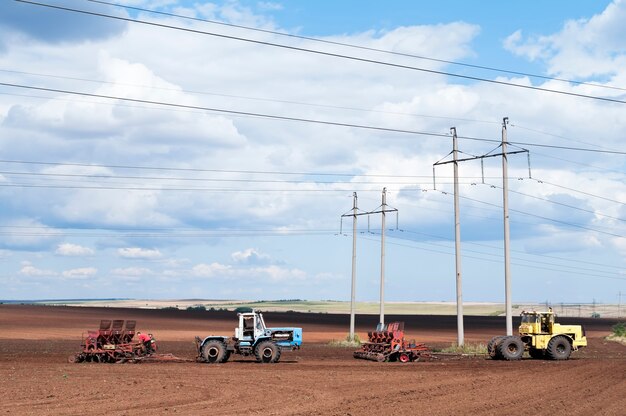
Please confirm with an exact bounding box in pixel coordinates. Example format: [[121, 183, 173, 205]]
[[1, 305, 625, 415]]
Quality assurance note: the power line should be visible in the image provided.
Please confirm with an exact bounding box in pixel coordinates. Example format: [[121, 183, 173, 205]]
[[0, 158, 489, 179], [0, 170, 437, 185], [430, 187, 626, 237], [0, 68, 500, 125], [4, 172, 614, 236], [359, 234, 626, 281], [0, 81, 458, 140], [417, 185, 626, 236], [87, 0, 626, 94], [4, 168, 620, 227], [531, 150, 625, 175], [395, 228, 625, 271], [3, 81, 626, 156], [5, 165, 621, 237], [14, 0, 626, 106], [453, 192, 626, 239], [483, 181, 626, 223], [510, 123, 622, 152], [0, 182, 440, 192], [16, 83, 621, 159], [0, 229, 337, 238], [504, 141, 626, 155], [420, 186, 624, 231], [531, 178, 626, 206], [383, 232, 624, 279]]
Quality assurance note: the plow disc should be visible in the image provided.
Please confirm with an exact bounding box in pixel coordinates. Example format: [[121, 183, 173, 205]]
[[353, 349, 431, 363], [70, 352, 190, 364], [353, 351, 386, 362]]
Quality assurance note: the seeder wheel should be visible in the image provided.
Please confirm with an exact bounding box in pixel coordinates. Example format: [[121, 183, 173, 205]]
[[398, 353, 410, 363]]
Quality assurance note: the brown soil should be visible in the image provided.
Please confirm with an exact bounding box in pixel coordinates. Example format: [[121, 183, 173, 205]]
[[1, 305, 625, 415]]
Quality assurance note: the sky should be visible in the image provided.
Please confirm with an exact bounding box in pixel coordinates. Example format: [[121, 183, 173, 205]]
[[0, 0, 625, 304]]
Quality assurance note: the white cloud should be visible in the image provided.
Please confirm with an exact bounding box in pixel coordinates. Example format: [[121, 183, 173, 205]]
[[253, 265, 307, 282], [503, 0, 626, 78], [503, 30, 547, 61], [62, 267, 98, 280], [55, 243, 94, 257], [118, 248, 163, 259], [19, 261, 56, 277], [192, 262, 233, 278], [231, 248, 273, 265], [111, 267, 153, 276], [190, 262, 306, 282], [0, 219, 61, 250], [523, 226, 602, 255], [257, 2, 283, 11]]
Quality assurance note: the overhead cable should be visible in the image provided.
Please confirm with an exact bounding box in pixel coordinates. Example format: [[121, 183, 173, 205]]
[[14, 0, 626, 105], [87, 0, 626, 93], [0, 69, 500, 125], [2, 82, 626, 155]]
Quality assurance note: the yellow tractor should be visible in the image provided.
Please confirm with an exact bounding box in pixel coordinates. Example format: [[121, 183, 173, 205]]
[[488, 308, 587, 360]]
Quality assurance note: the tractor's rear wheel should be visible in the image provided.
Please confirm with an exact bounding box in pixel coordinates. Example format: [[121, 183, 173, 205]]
[[487, 336, 507, 359], [497, 336, 524, 361], [203, 340, 228, 364], [546, 336, 572, 360], [255, 340, 281, 363]]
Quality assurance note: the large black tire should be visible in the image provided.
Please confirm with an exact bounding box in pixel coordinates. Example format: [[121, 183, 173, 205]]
[[487, 336, 507, 359], [255, 340, 281, 363], [497, 336, 524, 361], [528, 348, 544, 359], [203, 340, 228, 364], [546, 336, 572, 360]]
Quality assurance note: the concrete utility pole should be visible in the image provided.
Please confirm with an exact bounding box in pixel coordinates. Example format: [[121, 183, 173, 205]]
[[502, 117, 513, 336], [340, 191, 397, 338], [379, 187, 387, 326], [433, 120, 528, 340], [452, 128, 464, 346], [340, 192, 360, 342], [349, 192, 358, 341]]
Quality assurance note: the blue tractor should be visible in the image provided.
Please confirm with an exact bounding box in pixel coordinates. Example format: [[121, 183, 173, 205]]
[[195, 310, 302, 363]]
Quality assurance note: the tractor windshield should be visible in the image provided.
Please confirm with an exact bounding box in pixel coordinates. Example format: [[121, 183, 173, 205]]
[[521, 314, 538, 324], [256, 314, 266, 331]]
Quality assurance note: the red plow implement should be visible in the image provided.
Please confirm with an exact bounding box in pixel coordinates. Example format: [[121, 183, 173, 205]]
[[69, 319, 160, 363], [353, 321, 431, 363]]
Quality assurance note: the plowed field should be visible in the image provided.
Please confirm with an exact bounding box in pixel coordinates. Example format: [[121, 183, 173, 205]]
[[1, 305, 624, 415]]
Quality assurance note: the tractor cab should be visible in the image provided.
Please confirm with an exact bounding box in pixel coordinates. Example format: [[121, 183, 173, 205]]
[[519, 308, 555, 335], [235, 311, 267, 341]]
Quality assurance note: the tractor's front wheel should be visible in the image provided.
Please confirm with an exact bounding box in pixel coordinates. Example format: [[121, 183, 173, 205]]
[[255, 340, 281, 363], [497, 336, 524, 361], [546, 336, 572, 360], [203, 340, 228, 363]]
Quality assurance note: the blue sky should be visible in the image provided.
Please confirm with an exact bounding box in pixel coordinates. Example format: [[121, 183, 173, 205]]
[[0, 0, 625, 304]]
